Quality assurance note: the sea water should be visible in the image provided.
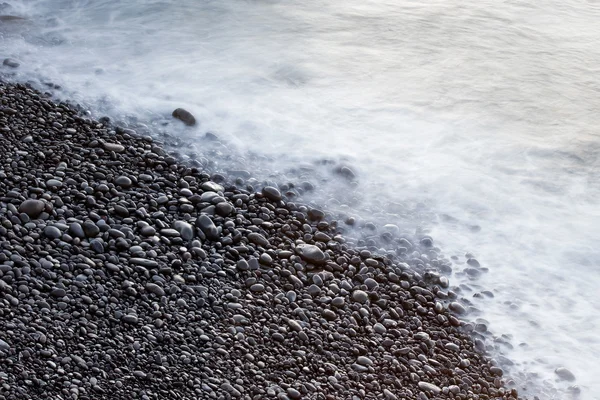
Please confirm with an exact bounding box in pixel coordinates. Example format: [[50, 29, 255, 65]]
[[1, 0, 599, 398]]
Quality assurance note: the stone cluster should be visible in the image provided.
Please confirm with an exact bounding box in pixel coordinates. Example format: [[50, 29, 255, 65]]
[[0, 82, 520, 399]]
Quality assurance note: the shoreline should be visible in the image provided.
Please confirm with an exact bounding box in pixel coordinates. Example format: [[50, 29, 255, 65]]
[[0, 81, 520, 399]]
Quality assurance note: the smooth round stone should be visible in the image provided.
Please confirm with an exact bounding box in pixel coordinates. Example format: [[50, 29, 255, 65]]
[[322, 309, 337, 321], [114, 176, 132, 188], [122, 314, 138, 324], [160, 228, 180, 237], [373, 323, 386, 334], [555, 367, 576, 381], [445, 342, 460, 352], [103, 142, 125, 152], [0, 339, 10, 351], [173, 221, 194, 241], [82, 221, 100, 237], [286, 388, 301, 399], [201, 181, 224, 192], [69, 222, 86, 238], [130, 258, 158, 268], [18, 199, 45, 218], [140, 225, 156, 236], [352, 290, 369, 304], [195, 215, 219, 241], [250, 284, 265, 292], [248, 232, 269, 247], [288, 320, 302, 332], [331, 297, 345, 307], [215, 202, 233, 217], [307, 284, 321, 296], [46, 179, 62, 189], [356, 356, 373, 366], [90, 239, 104, 253], [237, 259, 249, 271], [296, 244, 326, 264], [3, 58, 20, 68], [262, 186, 282, 201], [418, 382, 441, 394], [146, 283, 165, 297], [43, 225, 61, 239], [364, 278, 378, 290], [172, 108, 196, 126], [449, 302, 467, 315]]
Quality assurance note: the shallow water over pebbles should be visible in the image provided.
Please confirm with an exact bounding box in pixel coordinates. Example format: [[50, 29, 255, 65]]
[[1, 0, 600, 398]]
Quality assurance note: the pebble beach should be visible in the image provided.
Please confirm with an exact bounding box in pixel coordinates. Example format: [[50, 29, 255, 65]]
[[0, 81, 523, 399]]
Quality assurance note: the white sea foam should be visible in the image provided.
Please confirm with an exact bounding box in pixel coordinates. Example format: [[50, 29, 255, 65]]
[[2, 0, 600, 398]]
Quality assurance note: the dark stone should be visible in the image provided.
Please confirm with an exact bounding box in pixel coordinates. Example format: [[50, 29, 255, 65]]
[[195, 215, 219, 241], [18, 199, 45, 218], [262, 186, 282, 201], [172, 108, 196, 126], [3, 58, 19, 68], [43, 226, 61, 239]]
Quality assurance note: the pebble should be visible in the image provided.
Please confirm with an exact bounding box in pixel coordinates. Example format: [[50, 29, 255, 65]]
[[555, 367, 576, 381], [248, 232, 269, 247], [356, 356, 373, 366], [43, 225, 61, 239], [103, 142, 125, 152], [146, 283, 165, 296], [18, 199, 45, 218], [114, 176, 132, 188], [122, 314, 138, 324], [296, 244, 326, 264], [449, 302, 467, 315], [173, 220, 194, 241], [352, 290, 369, 304], [130, 258, 158, 268], [288, 320, 302, 332], [3, 58, 20, 68], [172, 108, 196, 126], [262, 186, 282, 201], [46, 179, 62, 189], [196, 215, 219, 240], [418, 381, 441, 394]]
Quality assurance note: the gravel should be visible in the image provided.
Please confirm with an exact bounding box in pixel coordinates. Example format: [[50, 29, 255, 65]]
[[0, 81, 522, 399]]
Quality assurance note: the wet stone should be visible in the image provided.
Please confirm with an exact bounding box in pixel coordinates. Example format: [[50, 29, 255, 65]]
[[68, 222, 85, 238], [173, 221, 194, 241], [196, 215, 219, 241], [352, 290, 368, 304], [122, 314, 138, 324], [146, 283, 165, 297], [248, 232, 269, 247], [3, 58, 20, 68], [262, 186, 282, 201], [114, 176, 132, 188], [555, 367, 576, 381], [130, 258, 158, 268], [172, 108, 196, 126], [18, 199, 45, 218], [103, 142, 125, 152], [43, 226, 61, 239], [418, 382, 441, 394], [449, 302, 467, 315], [296, 244, 326, 264], [0, 339, 10, 351], [46, 179, 62, 189], [140, 225, 156, 236]]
